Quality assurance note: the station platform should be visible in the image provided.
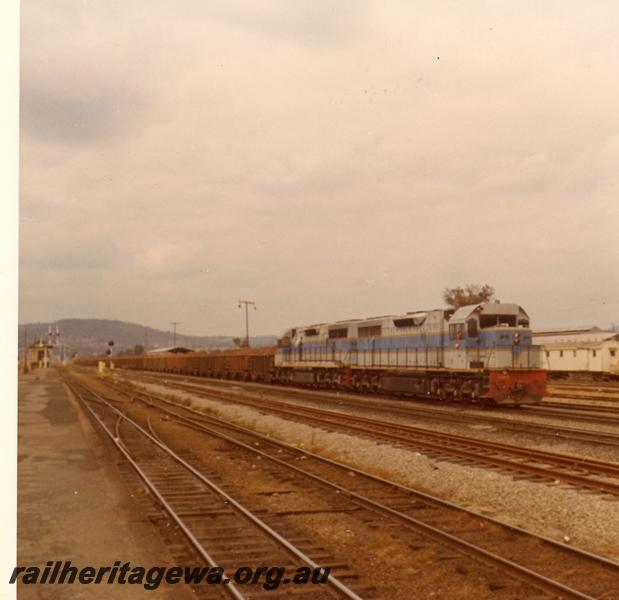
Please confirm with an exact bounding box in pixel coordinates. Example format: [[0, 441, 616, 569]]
[[17, 369, 194, 599]]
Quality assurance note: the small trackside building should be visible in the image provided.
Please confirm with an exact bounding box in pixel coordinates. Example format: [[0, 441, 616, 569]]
[[533, 327, 619, 378]]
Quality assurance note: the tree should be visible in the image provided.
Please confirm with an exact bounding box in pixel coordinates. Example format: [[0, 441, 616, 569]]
[[232, 337, 248, 348], [133, 344, 144, 355], [442, 284, 495, 309]]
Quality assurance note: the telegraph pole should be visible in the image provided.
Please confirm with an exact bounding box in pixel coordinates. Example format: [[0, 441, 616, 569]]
[[237, 300, 256, 347], [170, 322, 180, 347]]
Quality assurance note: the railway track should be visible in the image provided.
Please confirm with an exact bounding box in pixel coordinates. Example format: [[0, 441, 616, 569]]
[[549, 393, 619, 403], [85, 367, 619, 446], [529, 402, 619, 423], [108, 370, 619, 498], [550, 382, 619, 393], [65, 370, 619, 600], [548, 384, 619, 403], [537, 402, 619, 414], [64, 375, 369, 600]]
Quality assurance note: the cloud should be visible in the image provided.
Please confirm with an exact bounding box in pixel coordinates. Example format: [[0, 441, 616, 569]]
[[18, 1, 619, 333], [20, 77, 150, 145], [20, 0, 169, 145], [200, 0, 374, 45]]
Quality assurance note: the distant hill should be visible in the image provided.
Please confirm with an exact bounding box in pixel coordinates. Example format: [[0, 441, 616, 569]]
[[18, 319, 276, 356]]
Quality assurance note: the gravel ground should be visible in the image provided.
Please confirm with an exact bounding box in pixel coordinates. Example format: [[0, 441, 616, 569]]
[[119, 376, 619, 562], [123, 373, 619, 462], [319, 404, 619, 463], [151, 374, 619, 435], [242, 391, 619, 463]]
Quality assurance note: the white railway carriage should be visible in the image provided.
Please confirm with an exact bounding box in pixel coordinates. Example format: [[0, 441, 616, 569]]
[[275, 302, 546, 405], [533, 327, 619, 378]]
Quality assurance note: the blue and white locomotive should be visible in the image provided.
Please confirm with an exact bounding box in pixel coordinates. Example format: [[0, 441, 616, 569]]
[[275, 302, 546, 406]]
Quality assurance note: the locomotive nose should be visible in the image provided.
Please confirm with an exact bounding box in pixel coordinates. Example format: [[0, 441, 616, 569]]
[[488, 369, 547, 406]]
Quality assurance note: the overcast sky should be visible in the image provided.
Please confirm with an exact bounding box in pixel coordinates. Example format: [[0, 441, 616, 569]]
[[19, 1, 619, 336]]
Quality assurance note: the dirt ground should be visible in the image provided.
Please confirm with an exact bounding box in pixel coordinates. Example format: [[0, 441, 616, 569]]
[[17, 369, 194, 599]]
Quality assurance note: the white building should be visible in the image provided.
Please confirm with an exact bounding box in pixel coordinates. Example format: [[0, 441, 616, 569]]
[[533, 327, 619, 376]]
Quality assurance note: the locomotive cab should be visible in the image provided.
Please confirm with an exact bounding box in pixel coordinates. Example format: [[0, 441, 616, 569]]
[[446, 302, 545, 405], [446, 302, 538, 369]]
